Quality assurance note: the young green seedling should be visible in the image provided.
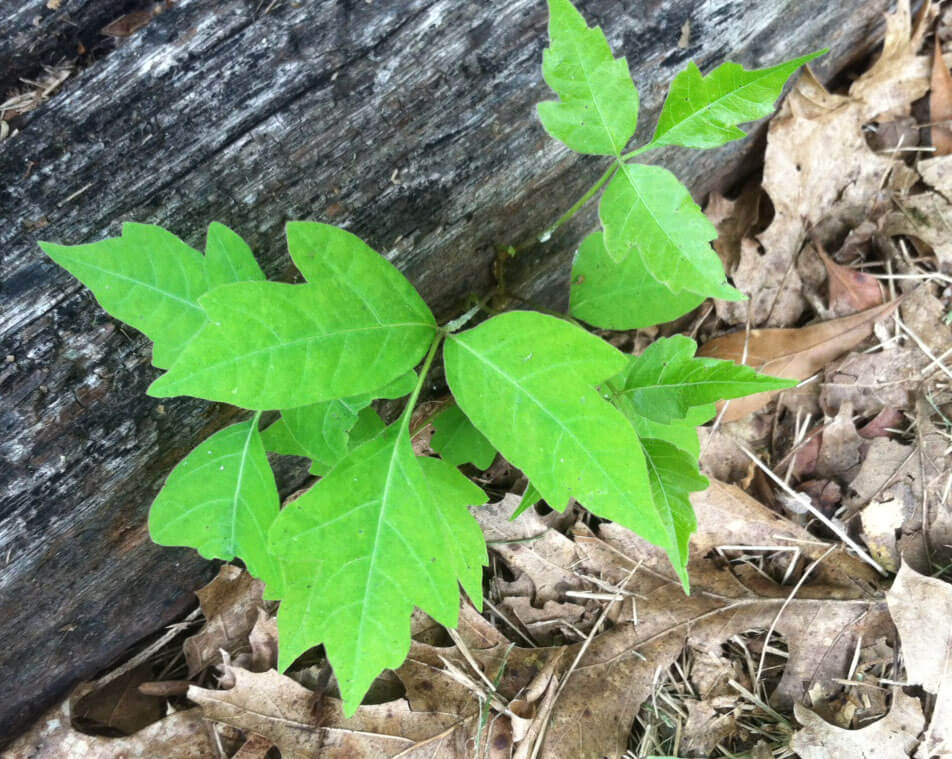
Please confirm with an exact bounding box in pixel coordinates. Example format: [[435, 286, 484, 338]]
[[41, 0, 814, 715]]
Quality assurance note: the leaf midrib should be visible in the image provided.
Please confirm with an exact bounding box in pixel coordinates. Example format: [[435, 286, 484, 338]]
[[656, 64, 788, 145], [450, 335, 656, 525]]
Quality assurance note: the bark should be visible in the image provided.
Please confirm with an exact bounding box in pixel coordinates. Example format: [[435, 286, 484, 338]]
[[0, 0, 894, 743]]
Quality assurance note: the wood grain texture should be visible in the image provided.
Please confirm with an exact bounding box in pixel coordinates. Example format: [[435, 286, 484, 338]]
[[0, 0, 893, 742]]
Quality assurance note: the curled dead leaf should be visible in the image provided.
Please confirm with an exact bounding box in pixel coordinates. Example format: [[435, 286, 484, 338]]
[[811, 237, 884, 316], [932, 34, 952, 155]]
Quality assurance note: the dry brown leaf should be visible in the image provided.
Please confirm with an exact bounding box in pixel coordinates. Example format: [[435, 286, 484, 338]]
[[188, 666, 469, 759], [3, 705, 216, 759], [791, 690, 924, 758], [183, 565, 267, 677], [69, 663, 165, 736], [860, 497, 908, 572], [814, 241, 884, 316], [884, 191, 952, 270], [814, 402, 865, 481], [858, 407, 906, 438], [231, 734, 274, 759], [821, 344, 925, 415], [681, 700, 738, 757], [248, 609, 279, 672], [851, 0, 935, 118], [698, 300, 900, 421], [933, 35, 952, 155], [396, 482, 888, 759], [501, 596, 587, 644], [887, 562, 952, 758], [705, 179, 765, 273], [725, 1, 933, 329]]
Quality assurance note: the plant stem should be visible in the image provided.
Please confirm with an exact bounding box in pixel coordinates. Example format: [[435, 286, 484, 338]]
[[399, 332, 444, 435], [541, 161, 618, 241], [621, 142, 653, 161]]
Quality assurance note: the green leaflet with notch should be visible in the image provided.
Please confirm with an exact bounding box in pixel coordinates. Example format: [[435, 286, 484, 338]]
[[614, 335, 796, 424], [641, 438, 709, 588], [148, 224, 436, 409], [651, 51, 825, 150], [430, 404, 497, 470], [268, 425, 486, 714], [39, 223, 208, 369], [536, 0, 639, 155], [149, 417, 284, 598], [204, 222, 266, 288], [600, 162, 744, 299], [148, 285, 435, 409], [570, 231, 705, 329], [261, 371, 416, 471], [445, 311, 684, 569]]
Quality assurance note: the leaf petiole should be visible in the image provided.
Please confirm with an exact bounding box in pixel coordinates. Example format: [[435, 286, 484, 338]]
[[398, 331, 445, 435], [540, 161, 618, 241]]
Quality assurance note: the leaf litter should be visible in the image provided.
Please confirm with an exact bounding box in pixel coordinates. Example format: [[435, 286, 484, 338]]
[[12, 1, 952, 757]]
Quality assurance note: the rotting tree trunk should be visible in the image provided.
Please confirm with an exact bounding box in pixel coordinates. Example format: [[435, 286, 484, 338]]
[[0, 0, 895, 743]]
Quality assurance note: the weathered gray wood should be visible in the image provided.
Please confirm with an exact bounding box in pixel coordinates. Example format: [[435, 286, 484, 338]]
[[0, 0, 894, 742]]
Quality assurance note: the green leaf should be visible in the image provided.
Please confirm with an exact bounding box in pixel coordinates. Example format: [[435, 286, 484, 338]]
[[40, 223, 207, 369], [430, 404, 497, 469], [149, 416, 284, 597], [417, 456, 488, 607], [628, 404, 715, 458], [570, 231, 704, 329], [147, 280, 436, 409], [204, 222, 265, 288], [510, 481, 543, 521], [600, 162, 743, 300], [651, 51, 825, 150], [347, 406, 387, 448], [614, 335, 797, 423], [445, 311, 677, 559], [641, 437, 708, 587], [537, 0, 639, 155], [268, 425, 485, 713], [261, 371, 416, 470]]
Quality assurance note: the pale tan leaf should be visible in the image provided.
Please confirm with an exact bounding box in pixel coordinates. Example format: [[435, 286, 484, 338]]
[[791, 690, 924, 758], [918, 154, 952, 191], [887, 562, 952, 758], [697, 300, 900, 421], [849, 0, 935, 118], [884, 191, 952, 270], [4, 705, 216, 759], [188, 666, 467, 759]]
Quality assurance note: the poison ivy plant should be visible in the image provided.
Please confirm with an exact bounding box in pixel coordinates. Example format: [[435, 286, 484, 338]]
[[39, 0, 814, 717]]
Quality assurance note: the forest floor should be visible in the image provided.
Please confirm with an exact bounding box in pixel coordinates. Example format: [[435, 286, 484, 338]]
[[7, 2, 952, 758]]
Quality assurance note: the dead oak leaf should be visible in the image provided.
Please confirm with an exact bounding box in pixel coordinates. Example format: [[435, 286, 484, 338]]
[[3, 704, 216, 759], [791, 689, 924, 759], [183, 565, 267, 677], [187, 666, 470, 759], [887, 562, 952, 758]]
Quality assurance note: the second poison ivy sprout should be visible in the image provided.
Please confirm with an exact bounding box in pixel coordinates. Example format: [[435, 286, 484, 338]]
[[39, 0, 817, 715]]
